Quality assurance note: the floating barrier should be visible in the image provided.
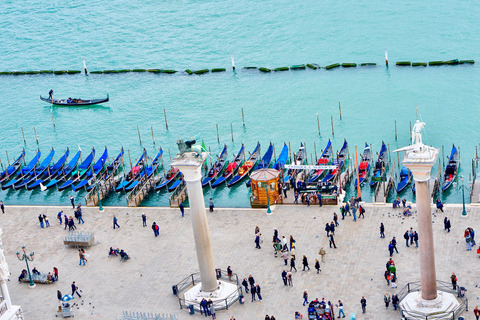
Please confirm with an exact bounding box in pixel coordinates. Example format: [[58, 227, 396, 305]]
[[12, 71, 26, 75], [147, 69, 161, 73], [0, 72, 12, 75], [161, 70, 177, 73], [53, 70, 67, 75], [444, 59, 459, 65], [132, 69, 146, 72], [341, 63, 357, 68], [306, 64, 317, 69], [103, 70, 117, 74], [40, 70, 53, 74], [429, 61, 444, 66], [90, 71, 103, 74], [116, 69, 130, 73], [194, 69, 209, 75], [185, 69, 193, 75], [290, 65, 306, 70], [26, 71, 39, 74], [211, 68, 226, 73], [274, 67, 289, 72], [396, 61, 411, 66], [412, 62, 427, 67], [325, 63, 340, 70], [459, 60, 475, 64], [360, 63, 376, 66], [244, 67, 257, 69], [67, 70, 81, 74], [259, 67, 271, 73]]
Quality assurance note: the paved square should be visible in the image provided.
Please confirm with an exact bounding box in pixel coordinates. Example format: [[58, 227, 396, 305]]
[[2, 203, 478, 320]]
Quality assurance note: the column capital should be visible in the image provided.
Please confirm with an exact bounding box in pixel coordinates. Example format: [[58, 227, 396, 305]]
[[170, 152, 207, 182], [396, 144, 439, 182]]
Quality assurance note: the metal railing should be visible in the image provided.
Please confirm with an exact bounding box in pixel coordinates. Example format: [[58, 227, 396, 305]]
[[397, 280, 468, 320], [64, 231, 95, 243], [116, 311, 177, 320], [173, 270, 241, 312]]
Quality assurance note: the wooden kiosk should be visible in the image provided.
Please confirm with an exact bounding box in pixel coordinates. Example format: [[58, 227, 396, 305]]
[[249, 168, 283, 208]]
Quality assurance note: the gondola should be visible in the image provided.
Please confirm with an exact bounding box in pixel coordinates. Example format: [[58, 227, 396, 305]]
[[0, 150, 25, 184], [227, 142, 260, 187], [285, 143, 306, 184], [58, 148, 95, 191], [125, 150, 163, 192], [27, 148, 70, 190], [43, 149, 81, 190], [211, 144, 245, 188], [369, 141, 388, 188], [72, 148, 108, 191], [246, 143, 274, 187], [168, 173, 184, 192], [156, 167, 180, 190], [308, 140, 333, 183], [355, 143, 371, 187], [273, 143, 289, 171], [202, 145, 228, 187], [441, 144, 459, 191], [396, 166, 412, 193], [13, 149, 56, 190], [85, 148, 124, 192], [40, 95, 109, 106], [115, 149, 147, 192], [2, 150, 41, 190], [321, 139, 348, 183]]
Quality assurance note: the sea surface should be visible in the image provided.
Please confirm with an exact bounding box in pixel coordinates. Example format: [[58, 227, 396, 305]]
[[0, 0, 479, 207]]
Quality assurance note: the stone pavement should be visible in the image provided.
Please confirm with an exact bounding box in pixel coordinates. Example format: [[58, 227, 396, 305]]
[[2, 203, 480, 320]]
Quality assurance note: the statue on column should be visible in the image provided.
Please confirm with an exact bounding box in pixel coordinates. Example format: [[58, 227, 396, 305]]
[[412, 120, 426, 145], [0, 229, 9, 282]]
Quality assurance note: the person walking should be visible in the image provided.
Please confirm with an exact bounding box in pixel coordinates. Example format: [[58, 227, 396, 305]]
[[282, 184, 287, 198], [352, 205, 357, 222], [53, 267, 59, 281], [305, 193, 310, 206], [38, 214, 44, 228], [71, 281, 81, 298], [409, 228, 414, 246], [303, 290, 308, 306], [281, 250, 289, 265], [57, 290, 62, 302], [474, 306, 480, 320], [451, 272, 457, 290], [403, 231, 410, 247], [314, 259, 321, 274], [392, 237, 399, 254], [250, 284, 256, 302], [337, 300, 345, 318], [142, 213, 147, 227], [413, 231, 419, 247], [242, 277, 249, 293], [64, 215, 69, 230], [227, 266, 232, 281], [0, 201, 4, 214], [209, 303, 216, 319], [325, 223, 331, 237], [79, 249, 86, 266], [302, 255, 310, 271], [384, 293, 391, 308], [281, 270, 288, 286], [380, 223, 385, 238], [256, 284, 262, 301], [333, 212, 339, 226], [318, 192, 322, 207], [445, 218, 451, 232], [152, 222, 159, 237], [255, 233, 261, 249], [319, 246, 326, 263], [329, 222, 335, 235], [391, 273, 397, 288], [179, 202, 184, 217], [392, 294, 399, 311], [44, 214, 50, 227], [289, 235, 295, 250], [358, 205, 365, 218], [209, 198, 214, 212], [384, 270, 391, 286], [113, 215, 120, 229], [290, 257, 297, 272], [70, 196, 75, 208], [57, 211, 63, 224], [294, 191, 299, 204], [287, 271, 293, 286], [388, 241, 394, 257], [77, 210, 84, 224], [360, 296, 367, 313], [329, 233, 337, 249]]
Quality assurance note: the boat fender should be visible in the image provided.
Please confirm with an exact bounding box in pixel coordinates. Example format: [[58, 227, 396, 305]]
[[395, 61, 411, 66], [185, 69, 193, 75], [428, 61, 444, 66], [274, 67, 289, 71], [211, 68, 226, 72], [259, 67, 271, 72], [412, 62, 427, 67], [194, 69, 209, 74], [306, 64, 317, 69], [341, 63, 357, 67], [290, 65, 306, 70]]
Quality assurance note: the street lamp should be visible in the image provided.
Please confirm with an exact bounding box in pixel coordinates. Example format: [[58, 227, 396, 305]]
[[16, 246, 35, 288], [460, 175, 468, 217], [96, 184, 104, 212], [264, 172, 272, 215]]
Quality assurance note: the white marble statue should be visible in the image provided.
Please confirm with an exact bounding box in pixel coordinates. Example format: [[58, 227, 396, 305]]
[[412, 120, 426, 145]]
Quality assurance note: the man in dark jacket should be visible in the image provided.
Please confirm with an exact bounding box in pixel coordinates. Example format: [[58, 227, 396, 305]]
[[281, 270, 287, 286], [250, 284, 256, 301], [360, 296, 367, 313], [403, 231, 410, 247], [242, 277, 249, 293], [392, 237, 399, 253], [256, 284, 262, 300]]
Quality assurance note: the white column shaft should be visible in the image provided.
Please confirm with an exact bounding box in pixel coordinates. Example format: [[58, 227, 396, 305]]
[[1, 280, 12, 310]]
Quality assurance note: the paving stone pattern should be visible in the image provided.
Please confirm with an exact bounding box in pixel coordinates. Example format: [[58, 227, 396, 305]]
[[2, 203, 479, 320]]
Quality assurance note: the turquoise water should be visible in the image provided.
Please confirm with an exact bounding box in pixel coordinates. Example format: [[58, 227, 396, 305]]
[[0, 0, 479, 207]]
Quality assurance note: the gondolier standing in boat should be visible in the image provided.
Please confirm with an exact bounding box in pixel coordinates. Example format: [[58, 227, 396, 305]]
[[49, 89, 53, 100]]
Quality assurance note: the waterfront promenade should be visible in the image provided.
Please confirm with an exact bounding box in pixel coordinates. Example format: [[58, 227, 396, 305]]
[[3, 203, 479, 319]]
